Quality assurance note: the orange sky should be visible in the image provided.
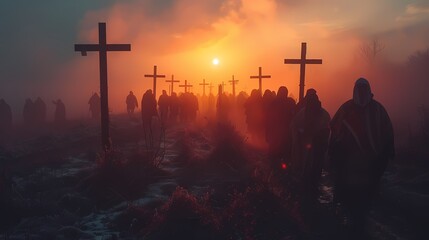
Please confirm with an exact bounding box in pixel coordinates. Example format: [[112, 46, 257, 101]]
[[2, 0, 428, 121]]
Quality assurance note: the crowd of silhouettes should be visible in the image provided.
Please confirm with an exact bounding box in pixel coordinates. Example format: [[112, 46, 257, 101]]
[[119, 77, 391, 236], [0, 76, 393, 237]]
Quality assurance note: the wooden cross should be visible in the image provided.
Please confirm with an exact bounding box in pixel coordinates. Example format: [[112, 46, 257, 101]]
[[229, 75, 239, 97], [74, 22, 131, 151], [221, 82, 226, 93], [179, 80, 193, 93], [250, 67, 271, 93], [199, 78, 209, 96], [144, 65, 166, 97], [284, 42, 322, 102], [166, 75, 180, 95]]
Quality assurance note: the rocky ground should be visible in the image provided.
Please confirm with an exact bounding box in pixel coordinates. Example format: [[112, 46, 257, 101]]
[[0, 115, 428, 239]]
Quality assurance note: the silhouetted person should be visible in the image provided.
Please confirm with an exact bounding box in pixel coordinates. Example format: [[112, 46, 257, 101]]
[[190, 93, 199, 122], [89, 93, 101, 119], [290, 91, 330, 201], [169, 92, 179, 123], [23, 98, 34, 126], [266, 87, 296, 168], [126, 91, 138, 118], [216, 85, 230, 123], [207, 92, 216, 118], [158, 90, 170, 125], [296, 88, 317, 113], [141, 90, 157, 149], [329, 78, 394, 236], [0, 99, 12, 134], [34, 97, 46, 125], [262, 90, 276, 142], [244, 89, 264, 141], [53, 99, 66, 125]]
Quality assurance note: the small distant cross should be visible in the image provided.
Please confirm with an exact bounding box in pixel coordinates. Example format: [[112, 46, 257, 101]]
[[166, 75, 180, 95], [144, 65, 166, 97], [199, 78, 209, 96], [179, 80, 193, 93], [74, 22, 131, 151], [229, 75, 239, 97], [250, 67, 271, 93], [284, 42, 322, 102]]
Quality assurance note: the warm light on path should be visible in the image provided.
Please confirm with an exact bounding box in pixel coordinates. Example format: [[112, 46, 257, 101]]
[[212, 58, 219, 65]]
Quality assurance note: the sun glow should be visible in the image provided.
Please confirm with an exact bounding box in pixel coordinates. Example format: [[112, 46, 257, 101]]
[[212, 58, 219, 65]]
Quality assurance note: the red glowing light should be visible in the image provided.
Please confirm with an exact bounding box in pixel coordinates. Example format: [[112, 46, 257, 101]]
[[306, 144, 312, 149], [281, 163, 287, 170]]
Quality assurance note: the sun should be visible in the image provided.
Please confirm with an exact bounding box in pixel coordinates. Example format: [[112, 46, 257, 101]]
[[212, 58, 219, 65]]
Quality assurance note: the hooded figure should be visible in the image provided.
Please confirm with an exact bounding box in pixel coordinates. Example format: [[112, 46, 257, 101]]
[[89, 93, 101, 119], [290, 90, 330, 199], [158, 90, 170, 124], [329, 78, 394, 235], [265, 86, 296, 164], [126, 91, 139, 117]]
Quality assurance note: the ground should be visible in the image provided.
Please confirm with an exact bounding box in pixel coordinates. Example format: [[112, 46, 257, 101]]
[[0, 114, 428, 240]]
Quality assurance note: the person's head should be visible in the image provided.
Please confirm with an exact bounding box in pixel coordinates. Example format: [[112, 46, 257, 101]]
[[162, 90, 167, 95], [130, 91, 133, 95], [305, 91, 321, 111], [277, 86, 289, 98], [305, 88, 317, 98], [353, 78, 373, 107]]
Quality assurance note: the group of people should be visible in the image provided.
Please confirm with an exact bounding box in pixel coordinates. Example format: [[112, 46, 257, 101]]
[[125, 90, 200, 125], [0, 97, 66, 132], [247, 78, 394, 235], [121, 77, 394, 235]]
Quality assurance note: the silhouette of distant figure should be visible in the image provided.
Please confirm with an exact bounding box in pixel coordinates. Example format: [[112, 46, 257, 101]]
[[53, 99, 66, 125], [34, 97, 46, 125], [190, 93, 199, 122], [158, 90, 170, 125], [126, 91, 138, 118], [216, 85, 230, 122], [329, 78, 394, 236], [290, 90, 330, 201], [207, 92, 216, 118], [141, 90, 157, 148], [23, 98, 34, 126], [0, 99, 12, 133], [265, 86, 296, 167], [244, 89, 264, 141], [89, 93, 101, 119], [169, 92, 179, 123]]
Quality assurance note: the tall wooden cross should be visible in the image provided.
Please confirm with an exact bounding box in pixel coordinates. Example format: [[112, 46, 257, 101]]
[[74, 22, 131, 151], [250, 67, 271, 93], [229, 75, 239, 97], [179, 80, 193, 93], [284, 42, 322, 102], [144, 65, 166, 97], [166, 75, 180, 95], [199, 78, 209, 96], [221, 81, 226, 93]]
